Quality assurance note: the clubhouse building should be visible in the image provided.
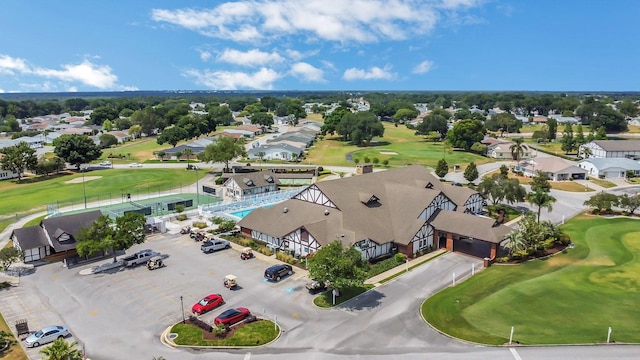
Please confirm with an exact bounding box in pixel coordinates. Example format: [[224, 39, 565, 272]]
[[237, 165, 513, 262]]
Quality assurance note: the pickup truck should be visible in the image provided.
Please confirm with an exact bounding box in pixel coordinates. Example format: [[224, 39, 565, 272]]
[[201, 239, 230, 253], [122, 250, 159, 267]]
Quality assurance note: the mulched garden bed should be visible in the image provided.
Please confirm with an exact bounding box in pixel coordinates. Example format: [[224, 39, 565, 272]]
[[185, 318, 263, 340]]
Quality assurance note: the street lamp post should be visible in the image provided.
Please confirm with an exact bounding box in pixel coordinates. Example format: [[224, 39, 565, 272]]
[[82, 166, 87, 209], [180, 295, 185, 324]]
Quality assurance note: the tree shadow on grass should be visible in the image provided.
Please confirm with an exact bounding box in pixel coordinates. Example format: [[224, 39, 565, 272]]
[[11, 172, 74, 185]]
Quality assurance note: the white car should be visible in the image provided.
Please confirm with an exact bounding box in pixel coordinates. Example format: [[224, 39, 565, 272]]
[[99, 161, 112, 167], [24, 325, 69, 347], [129, 162, 143, 168]]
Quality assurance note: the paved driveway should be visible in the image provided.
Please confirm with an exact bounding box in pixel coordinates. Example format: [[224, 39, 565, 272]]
[[1, 230, 484, 360]]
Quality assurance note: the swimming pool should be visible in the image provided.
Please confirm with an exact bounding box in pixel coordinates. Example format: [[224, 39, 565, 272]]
[[229, 205, 272, 219]]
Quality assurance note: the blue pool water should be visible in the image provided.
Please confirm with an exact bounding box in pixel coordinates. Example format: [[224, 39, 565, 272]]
[[229, 205, 272, 219]]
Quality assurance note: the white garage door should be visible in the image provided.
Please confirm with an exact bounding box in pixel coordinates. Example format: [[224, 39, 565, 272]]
[[604, 171, 622, 178]]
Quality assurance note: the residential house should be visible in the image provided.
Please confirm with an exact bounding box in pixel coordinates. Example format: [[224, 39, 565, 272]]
[[237, 165, 511, 261], [222, 171, 280, 201], [222, 129, 255, 139], [547, 114, 580, 124], [487, 141, 534, 160], [11, 210, 103, 263], [578, 140, 640, 160], [235, 124, 263, 135], [517, 157, 587, 180], [577, 158, 640, 178], [103, 131, 131, 143], [247, 143, 304, 161]]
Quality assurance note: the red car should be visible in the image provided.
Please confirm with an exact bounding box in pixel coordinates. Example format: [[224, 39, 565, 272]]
[[191, 294, 224, 315], [214, 307, 251, 326]]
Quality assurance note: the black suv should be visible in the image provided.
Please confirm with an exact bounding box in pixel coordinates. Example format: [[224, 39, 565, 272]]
[[264, 264, 293, 282]]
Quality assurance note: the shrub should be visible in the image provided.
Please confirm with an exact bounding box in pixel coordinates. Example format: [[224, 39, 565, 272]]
[[176, 214, 187, 221], [591, 208, 601, 215], [191, 221, 207, 229], [495, 256, 509, 263], [215, 177, 225, 185], [394, 253, 406, 263], [257, 246, 273, 256], [541, 238, 556, 250], [382, 159, 389, 166], [188, 316, 213, 332], [276, 251, 295, 264], [364, 156, 371, 163], [317, 166, 323, 172], [175, 204, 185, 213], [213, 324, 227, 337], [559, 233, 571, 245]]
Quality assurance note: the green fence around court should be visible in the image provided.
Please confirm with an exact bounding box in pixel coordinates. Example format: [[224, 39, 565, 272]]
[[48, 190, 220, 217]]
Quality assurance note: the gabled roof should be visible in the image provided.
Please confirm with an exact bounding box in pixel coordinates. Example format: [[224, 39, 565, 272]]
[[430, 211, 513, 244], [521, 157, 585, 174], [41, 210, 103, 251], [224, 171, 279, 190], [239, 165, 491, 247], [591, 140, 640, 152], [578, 157, 640, 171], [11, 225, 49, 249]]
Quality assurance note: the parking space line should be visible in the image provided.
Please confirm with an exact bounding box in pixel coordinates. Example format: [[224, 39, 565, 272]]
[[509, 347, 523, 360]]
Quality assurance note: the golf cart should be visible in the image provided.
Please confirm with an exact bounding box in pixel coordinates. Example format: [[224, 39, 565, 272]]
[[240, 247, 254, 260], [223, 274, 238, 290], [146, 256, 165, 270]]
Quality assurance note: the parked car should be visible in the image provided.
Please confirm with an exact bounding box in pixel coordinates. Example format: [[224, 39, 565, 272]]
[[264, 264, 293, 282], [201, 239, 230, 253], [98, 161, 112, 167], [214, 307, 251, 326], [191, 294, 224, 315], [24, 325, 69, 347], [129, 162, 143, 168]]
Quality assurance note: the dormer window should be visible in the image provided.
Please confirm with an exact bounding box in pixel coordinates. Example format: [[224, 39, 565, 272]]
[[264, 175, 274, 183], [426, 182, 434, 189], [244, 178, 254, 186], [359, 192, 380, 207]]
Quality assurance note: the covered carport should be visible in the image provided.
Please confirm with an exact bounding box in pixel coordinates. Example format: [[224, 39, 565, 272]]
[[431, 211, 514, 263]]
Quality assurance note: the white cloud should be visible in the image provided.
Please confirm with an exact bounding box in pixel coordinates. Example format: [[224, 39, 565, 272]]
[[151, 0, 468, 43], [0, 88, 4, 93], [413, 60, 434, 74], [183, 67, 280, 90], [32, 60, 118, 89], [286, 49, 304, 61], [0, 54, 133, 90], [343, 66, 395, 81], [290, 62, 324, 82], [218, 48, 284, 67], [67, 86, 78, 92], [199, 50, 212, 62], [0, 55, 30, 75]]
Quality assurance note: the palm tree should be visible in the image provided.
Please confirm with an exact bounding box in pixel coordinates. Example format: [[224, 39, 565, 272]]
[[526, 190, 556, 223], [509, 137, 526, 164], [40, 338, 83, 360], [182, 148, 193, 164], [502, 231, 526, 258]]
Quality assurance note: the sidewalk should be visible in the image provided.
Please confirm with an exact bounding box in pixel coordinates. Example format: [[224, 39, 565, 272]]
[[365, 249, 447, 286]]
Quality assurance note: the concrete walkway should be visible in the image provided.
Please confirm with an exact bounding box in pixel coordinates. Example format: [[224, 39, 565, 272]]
[[365, 249, 447, 286]]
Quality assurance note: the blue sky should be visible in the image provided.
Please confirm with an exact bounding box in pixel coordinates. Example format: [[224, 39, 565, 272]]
[[1, 0, 639, 93]]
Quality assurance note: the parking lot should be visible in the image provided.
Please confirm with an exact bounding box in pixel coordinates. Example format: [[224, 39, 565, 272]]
[[1, 232, 322, 359]]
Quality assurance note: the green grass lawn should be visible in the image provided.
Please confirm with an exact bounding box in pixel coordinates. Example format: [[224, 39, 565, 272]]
[[100, 137, 166, 163], [171, 320, 279, 346], [307, 123, 491, 169], [422, 215, 640, 345], [313, 284, 374, 307], [0, 169, 206, 216]]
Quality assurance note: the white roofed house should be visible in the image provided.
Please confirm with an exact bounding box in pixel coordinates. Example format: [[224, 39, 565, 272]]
[[247, 143, 304, 161], [487, 141, 534, 160], [577, 158, 640, 178], [222, 172, 280, 201]]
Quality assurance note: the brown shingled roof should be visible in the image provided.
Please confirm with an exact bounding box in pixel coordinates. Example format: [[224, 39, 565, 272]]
[[430, 210, 513, 243]]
